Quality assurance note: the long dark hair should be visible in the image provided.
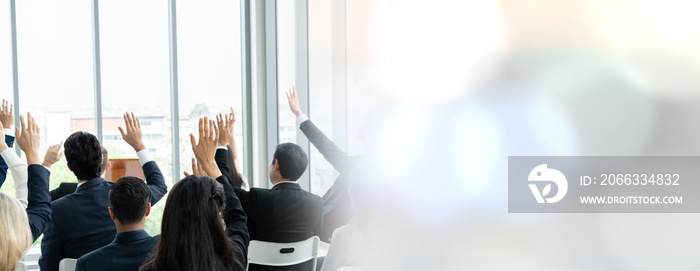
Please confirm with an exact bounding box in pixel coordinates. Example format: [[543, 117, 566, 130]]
[[141, 175, 240, 271], [227, 146, 245, 188]]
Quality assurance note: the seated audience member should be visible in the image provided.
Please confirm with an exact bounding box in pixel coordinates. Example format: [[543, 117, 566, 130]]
[[0, 113, 52, 271], [214, 114, 323, 271], [50, 146, 110, 201], [0, 99, 28, 207], [40, 113, 168, 271], [141, 118, 248, 271], [76, 177, 156, 271], [287, 88, 362, 242]]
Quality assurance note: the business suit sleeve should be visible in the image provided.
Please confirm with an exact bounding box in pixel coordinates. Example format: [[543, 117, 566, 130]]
[[299, 120, 355, 174], [75, 259, 85, 271], [142, 161, 168, 206], [0, 134, 14, 188], [216, 175, 250, 263], [26, 164, 51, 241], [215, 148, 252, 210], [215, 148, 233, 185]]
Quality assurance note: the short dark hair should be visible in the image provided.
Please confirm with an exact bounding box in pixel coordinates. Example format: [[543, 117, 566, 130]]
[[64, 132, 102, 180], [109, 177, 151, 225], [100, 146, 109, 175], [272, 143, 308, 181]]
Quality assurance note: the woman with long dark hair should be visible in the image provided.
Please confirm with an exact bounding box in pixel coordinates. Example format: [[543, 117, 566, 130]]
[[141, 117, 249, 271]]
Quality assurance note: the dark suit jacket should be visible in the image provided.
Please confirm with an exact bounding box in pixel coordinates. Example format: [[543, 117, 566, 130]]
[[50, 182, 78, 201], [0, 134, 15, 188], [75, 230, 158, 271], [27, 164, 52, 241], [39, 161, 168, 271], [215, 149, 322, 271], [299, 119, 362, 242]]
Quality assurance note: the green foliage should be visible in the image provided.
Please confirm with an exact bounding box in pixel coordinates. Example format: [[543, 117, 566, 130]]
[[189, 103, 210, 119]]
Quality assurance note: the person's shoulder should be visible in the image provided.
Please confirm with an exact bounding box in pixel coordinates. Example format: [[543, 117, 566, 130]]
[[78, 242, 115, 264], [301, 189, 323, 201]]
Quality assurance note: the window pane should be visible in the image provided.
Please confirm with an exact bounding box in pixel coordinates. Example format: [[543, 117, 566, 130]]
[[308, 0, 335, 196], [100, 0, 170, 235], [0, 1, 12, 101], [176, 0, 243, 182], [15, 0, 94, 250], [0, 0, 14, 198], [277, 0, 296, 144]]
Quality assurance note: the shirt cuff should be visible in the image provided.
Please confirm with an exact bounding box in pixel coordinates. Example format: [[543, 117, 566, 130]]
[[217, 146, 228, 150], [295, 114, 309, 128], [0, 148, 23, 167], [3, 128, 13, 137], [136, 149, 154, 166]]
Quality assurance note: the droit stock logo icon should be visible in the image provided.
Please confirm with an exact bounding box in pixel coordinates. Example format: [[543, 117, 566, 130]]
[[528, 164, 568, 203]]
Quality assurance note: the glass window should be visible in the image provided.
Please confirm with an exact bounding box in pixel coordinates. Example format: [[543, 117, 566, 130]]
[[176, 0, 243, 181], [308, 0, 335, 196], [0, 1, 14, 197], [277, 0, 296, 144], [99, 0, 170, 235], [14, 0, 94, 249]]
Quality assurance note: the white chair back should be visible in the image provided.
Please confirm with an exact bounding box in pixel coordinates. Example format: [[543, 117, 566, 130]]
[[247, 236, 320, 271], [14, 261, 27, 271], [59, 258, 77, 271], [337, 267, 363, 271]]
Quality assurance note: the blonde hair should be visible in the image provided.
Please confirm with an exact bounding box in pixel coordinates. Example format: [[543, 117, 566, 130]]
[[0, 191, 32, 271]]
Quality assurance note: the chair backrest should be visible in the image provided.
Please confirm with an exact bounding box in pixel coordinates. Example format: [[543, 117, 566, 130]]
[[337, 267, 363, 271], [247, 236, 320, 271], [14, 262, 27, 271], [59, 258, 77, 271]]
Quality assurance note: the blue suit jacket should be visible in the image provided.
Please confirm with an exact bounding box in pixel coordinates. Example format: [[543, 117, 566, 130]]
[[76, 230, 158, 271], [39, 161, 168, 271], [0, 134, 15, 188]]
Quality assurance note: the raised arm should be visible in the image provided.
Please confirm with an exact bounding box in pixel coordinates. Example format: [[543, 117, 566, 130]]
[[287, 87, 354, 173], [0, 120, 28, 207], [0, 99, 14, 188], [226, 108, 242, 172], [216, 173, 249, 258], [191, 117, 250, 252], [16, 113, 51, 241], [119, 112, 167, 205]]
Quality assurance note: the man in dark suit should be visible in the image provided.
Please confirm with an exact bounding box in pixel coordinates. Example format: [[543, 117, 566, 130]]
[[39, 113, 168, 271], [214, 113, 322, 271], [50, 146, 110, 201], [286, 89, 362, 242], [76, 176, 157, 271]]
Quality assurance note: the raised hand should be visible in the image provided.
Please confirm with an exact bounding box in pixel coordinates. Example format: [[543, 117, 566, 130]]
[[190, 117, 222, 178], [42, 142, 63, 168], [286, 87, 302, 117], [0, 99, 13, 130], [118, 112, 146, 152], [216, 112, 234, 147], [183, 157, 206, 177], [0, 121, 7, 152], [227, 107, 241, 171], [15, 113, 41, 165]]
